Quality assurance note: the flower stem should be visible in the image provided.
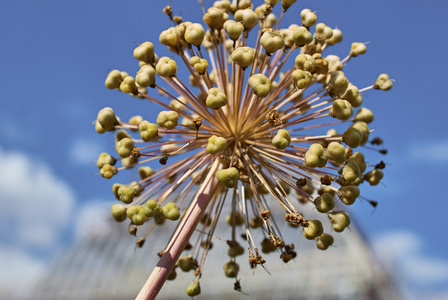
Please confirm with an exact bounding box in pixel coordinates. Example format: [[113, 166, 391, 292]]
[[136, 159, 223, 300]]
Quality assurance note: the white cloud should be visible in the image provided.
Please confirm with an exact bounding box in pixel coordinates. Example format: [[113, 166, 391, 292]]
[[69, 138, 103, 165], [373, 231, 448, 286], [409, 139, 448, 163], [74, 200, 113, 241]]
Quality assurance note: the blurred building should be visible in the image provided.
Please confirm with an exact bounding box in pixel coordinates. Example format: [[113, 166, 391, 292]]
[[28, 209, 401, 300]]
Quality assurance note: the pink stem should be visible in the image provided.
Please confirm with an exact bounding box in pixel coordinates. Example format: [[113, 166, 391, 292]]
[[136, 159, 223, 300]]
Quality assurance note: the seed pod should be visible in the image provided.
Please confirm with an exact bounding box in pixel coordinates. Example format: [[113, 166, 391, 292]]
[[295, 54, 315, 72], [156, 111, 179, 130], [374, 73, 393, 91], [249, 73, 272, 97], [364, 169, 384, 186], [207, 135, 227, 154], [327, 142, 346, 164], [316, 233, 334, 250], [341, 161, 361, 183], [330, 211, 350, 232], [341, 84, 363, 107], [115, 137, 135, 158], [224, 20, 244, 41], [293, 26, 313, 47], [260, 30, 284, 54], [184, 23, 205, 46], [216, 167, 239, 188], [156, 57, 177, 77], [139, 120, 158, 141], [272, 129, 291, 149], [234, 8, 258, 31], [117, 185, 135, 204], [315, 193, 335, 213], [97, 152, 116, 169], [337, 186, 360, 205], [303, 219, 323, 240], [230, 46, 255, 69], [291, 69, 312, 89], [304, 143, 328, 168], [133, 42, 155, 63], [326, 28, 343, 45], [119, 76, 138, 94], [111, 204, 127, 222], [206, 87, 228, 109], [186, 281, 201, 297], [144, 199, 162, 217], [354, 107, 374, 123], [105, 70, 123, 89], [97, 107, 119, 131], [350, 42, 367, 57], [126, 205, 146, 226], [330, 99, 353, 120], [223, 261, 240, 278], [300, 9, 317, 28]]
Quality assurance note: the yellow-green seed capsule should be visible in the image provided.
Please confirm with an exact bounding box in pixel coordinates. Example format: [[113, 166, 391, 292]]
[[216, 167, 239, 188], [117, 185, 135, 204], [326, 28, 343, 45], [223, 261, 239, 278], [230, 46, 255, 69], [260, 31, 285, 54], [351, 121, 370, 145], [330, 211, 350, 232], [159, 27, 182, 49], [364, 169, 384, 186], [100, 164, 118, 179], [374, 73, 393, 91], [354, 107, 374, 123], [161, 202, 180, 221], [330, 99, 353, 121], [305, 143, 328, 168], [316, 233, 334, 250], [234, 8, 258, 31], [291, 69, 312, 89], [144, 199, 162, 217], [189, 56, 209, 75], [206, 87, 228, 109], [315, 193, 335, 213], [248, 73, 272, 97], [327, 142, 346, 164], [156, 56, 177, 77], [282, 0, 297, 11], [186, 281, 201, 297], [279, 28, 294, 48], [136, 65, 156, 88], [303, 219, 323, 240], [105, 70, 123, 89], [121, 156, 138, 169], [337, 186, 360, 205], [97, 152, 116, 169], [97, 107, 119, 131], [119, 76, 138, 95], [224, 20, 244, 41], [156, 111, 179, 130], [341, 161, 361, 183], [111, 203, 127, 222], [126, 205, 146, 226], [129, 115, 143, 132], [203, 7, 225, 28], [293, 26, 313, 47], [138, 166, 155, 180], [300, 9, 317, 28], [315, 23, 333, 42], [272, 129, 291, 149], [178, 255, 194, 272], [184, 23, 205, 47], [133, 42, 155, 63], [295, 54, 315, 72], [350, 42, 367, 57], [115, 137, 135, 158], [139, 120, 159, 141], [342, 84, 363, 108], [327, 71, 349, 96], [206, 135, 227, 154], [115, 130, 131, 143], [342, 127, 362, 148]]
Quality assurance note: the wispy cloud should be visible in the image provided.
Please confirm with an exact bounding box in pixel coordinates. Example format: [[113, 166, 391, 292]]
[[69, 138, 103, 165]]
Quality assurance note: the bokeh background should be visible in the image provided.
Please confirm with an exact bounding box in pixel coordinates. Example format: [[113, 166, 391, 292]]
[[1, 0, 447, 299]]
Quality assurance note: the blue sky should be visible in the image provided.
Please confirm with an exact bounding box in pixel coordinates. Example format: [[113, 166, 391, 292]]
[[1, 0, 448, 298]]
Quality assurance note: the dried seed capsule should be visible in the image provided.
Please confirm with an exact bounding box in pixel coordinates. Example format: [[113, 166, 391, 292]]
[[354, 107, 374, 123], [111, 204, 127, 222], [156, 111, 179, 130], [203, 7, 225, 28], [138, 120, 158, 141], [282, 0, 297, 11], [178, 256, 194, 272], [156, 56, 177, 77], [186, 281, 201, 297], [136, 65, 156, 88], [300, 9, 317, 28], [105, 70, 123, 89], [184, 23, 205, 47], [330, 99, 353, 120], [304, 143, 328, 168], [326, 28, 343, 45], [216, 167, 239, 188], [223, 261, 239, 278], [115, 137, 135, 158], [189, 56, 209, 74], [291, 69, 312, 89], [126, 205, 146, 226], [316, 233, 334, 250], [293, 26, 313, 47], [315, 23, 333, 42], [100, 164, 118, 179], [224, 20, 244, 41], [326, 54, 343, 71], [350, 42, 367, 57], [97, 152, 116, 169], [351, 121, 370, 145], [159, 27, 182, 48], [119, 76, 138, 94], [341, 161, 361, 183], [327, 71, 349, 96], [138, 166, 155, 180], [260, 30, 284, 54], [295, 54, 315, 72], [374, 73, 393, 91], [206, 87, 228, 109], [337, 186, 360, 205], [330, 211, 350, 232], [207, 135, 227, 154], [97, 107, 119, 131], [249, 73, 272, 97], [234, 8, 258, 31], [303, 219, 323, 240], [144, 199, 162, 217], [230, 46, 255, 69], [327, 142, 346, 164], [341, 84, 363, 107], [161, 202, 180, 221], [133, 42, 155, 63], [272, 129, 291, 149], [342, 127, 362, 148], [315, 193, 335, 213], [117, 185, 135, 204]]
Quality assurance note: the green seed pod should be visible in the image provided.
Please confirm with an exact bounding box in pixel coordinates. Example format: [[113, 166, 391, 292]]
[[327, 142, 346, 164], [230, 46, 255, 69], [159, 27, 181, 49], [111, 204, 127, 222], [327, 71, 349, 96], [315, 192, 335, 213], [214, 0, 231, 12], [161, 202, 180, 221], [265, 13, 277, 28], [316, 233, 334, 250], [126, 205, 146, 226], [117, 185, 135, 204], [374, 73, 393, 91], [156, 111, 179, 130], [354, 107, 374, 124], [300, 9, 317, 28], [330, 211, 350, 232], [144, 199, 162, 217], [350, 42, 367, 57], [326, 54, 343, 71], [282, 0, 297, 11], [351, 121, 370, 145], [207, 135, 227, 154], [303, 219, 323, 240], [226, 211, 244, 226], [326, 28, 343, 45], [272, 129, 291, 149], [337, 185, 360, 205], [234, 8, 258, 31], [186, 281, 201, 297], [341, 161, 361, 183], [295, 54, 315, 72], [315, 23, 333, 42], [291, 69, 312, 89], [261, 237, 277, 253], [121, 156, 138, 169], [293, 26, 313, 47], [228, 242, 245, 256], [348, 152, 366, 173], [342, 127, 362, 148], [279, 28, 294, 48], [105, 70, 123, 89], [364, 169, 384, 186], [305, 143, 328, 168], [129, 115, 143, 132], [224, 20, 244, 41], [203, 7, 225, 28], [100, 164, 118, 179], [341, 84, 363, 108], [330, 99, 353, 121], [95, 121, 106, 134], [133, 42, 155, 63], [178, 255, 194, 272], [138, 166, 155, 180], [249, 73, 272, 97], [115, 137, 135, 158], [206, 87, 228, 109], [119, 76, 138, 94], [184, 23, 205, 47], [139, 120, 159, 141], [223, 261, 240, 278], [136, 65, 156, 88], [167, 268, 177, 281], [97, 152, 116, 169], [97, 107, 119, 131], [156, 56, 177, 77], [114, 130, 131, 144], [189, 56, 209, 75], [318, 186, 336, 196], [260, 30, 285, 54]]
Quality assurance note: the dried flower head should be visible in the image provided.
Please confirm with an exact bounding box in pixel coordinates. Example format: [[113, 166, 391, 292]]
[[95, 1, 392, 299]]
